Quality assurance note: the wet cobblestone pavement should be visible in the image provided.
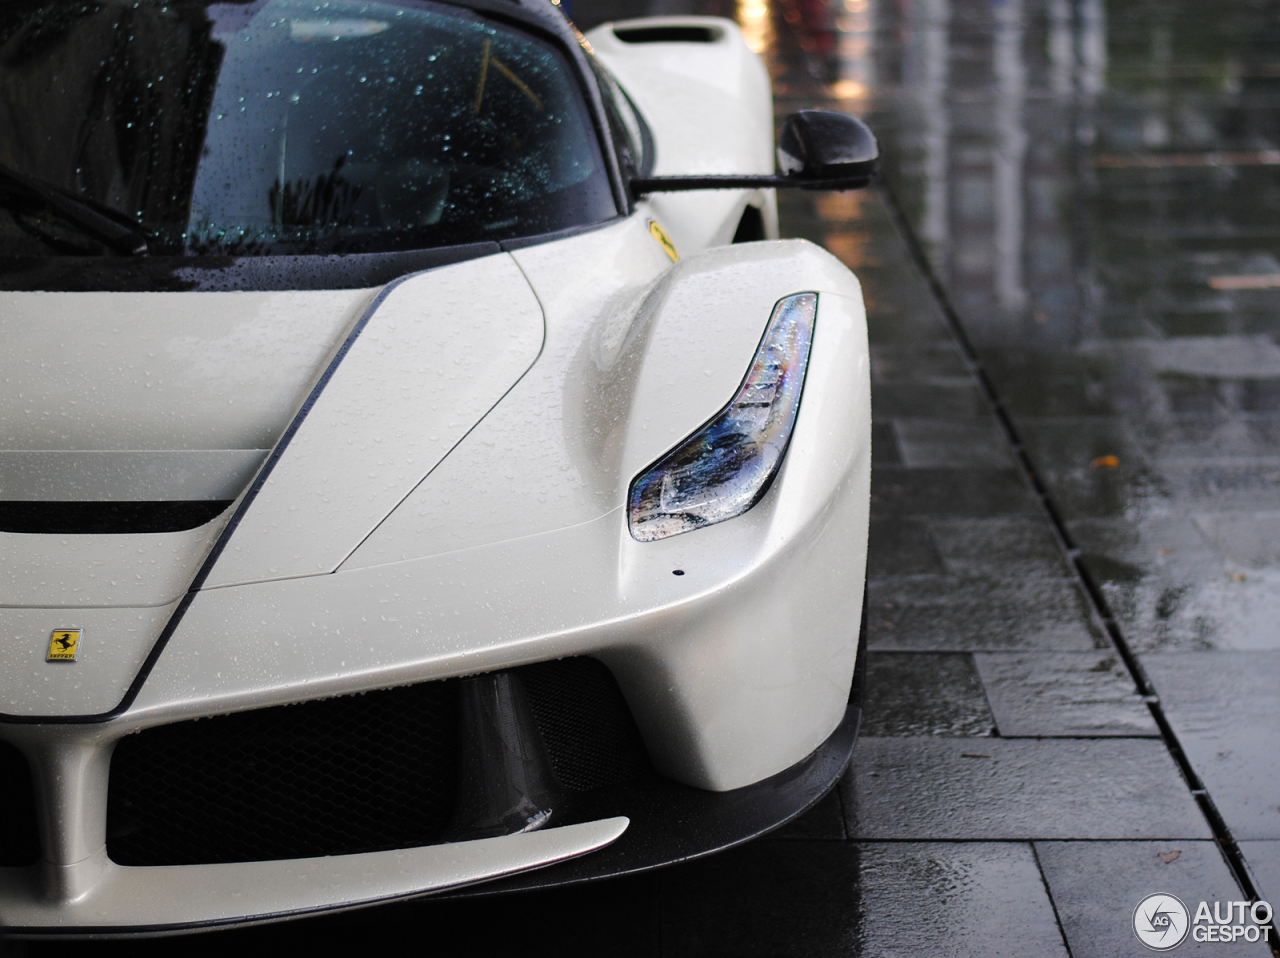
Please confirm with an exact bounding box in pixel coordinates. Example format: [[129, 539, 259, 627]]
[[16, 0, 1280, 955]]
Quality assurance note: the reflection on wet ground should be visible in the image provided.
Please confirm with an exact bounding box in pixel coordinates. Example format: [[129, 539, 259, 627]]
[[19, 0, 1280, 955]]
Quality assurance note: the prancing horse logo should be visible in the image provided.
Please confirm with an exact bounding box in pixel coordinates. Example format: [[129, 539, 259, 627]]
[[47, 629, 81, 662]]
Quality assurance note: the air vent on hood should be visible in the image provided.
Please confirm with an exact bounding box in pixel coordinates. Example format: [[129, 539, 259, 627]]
[[0, 500, 231, 535], [612, 24, 721, 43], [0, 449, 264, 534]]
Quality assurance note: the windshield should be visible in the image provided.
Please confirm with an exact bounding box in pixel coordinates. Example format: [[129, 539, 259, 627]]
[[0, 0, 615, 257]]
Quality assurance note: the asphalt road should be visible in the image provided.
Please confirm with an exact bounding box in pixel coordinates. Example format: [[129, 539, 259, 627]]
[[10, 0, 1280, 955]]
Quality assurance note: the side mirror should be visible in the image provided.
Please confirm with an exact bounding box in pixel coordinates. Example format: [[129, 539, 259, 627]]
[[629, 109, 879, 197], [777, 110, 879, 188]]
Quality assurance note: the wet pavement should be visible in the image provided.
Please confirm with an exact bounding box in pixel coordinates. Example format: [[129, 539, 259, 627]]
[[12, 0, 1280, 955]]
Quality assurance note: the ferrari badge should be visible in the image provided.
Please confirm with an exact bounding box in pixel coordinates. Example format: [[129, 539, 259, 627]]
[[47, 629, 81, 662], [647, 219, 680, 262]]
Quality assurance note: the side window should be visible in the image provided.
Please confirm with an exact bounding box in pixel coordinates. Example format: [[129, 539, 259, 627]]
[[590, 59, 653, 179]]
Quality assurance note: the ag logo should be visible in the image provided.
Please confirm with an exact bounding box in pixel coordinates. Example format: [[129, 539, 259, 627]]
[[46, 629, 81, 662], [1134, 893, 1190, 950]]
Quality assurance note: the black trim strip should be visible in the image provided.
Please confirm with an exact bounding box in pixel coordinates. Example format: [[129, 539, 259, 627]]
[[612, 25, 721, 44], [0, 253, 504, 726], [497, 216, 619, 252], [631, 174, 874, 197], [0, 243, 501, 294]]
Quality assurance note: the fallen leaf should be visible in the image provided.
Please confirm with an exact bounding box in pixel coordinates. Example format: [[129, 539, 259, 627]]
[[1092, 455, 1120, 469], [1157, 547, 1174, 556], [961, 752, 992, 759], [1229, 572, 1247, 582], [1158, 850, 1181, 864]]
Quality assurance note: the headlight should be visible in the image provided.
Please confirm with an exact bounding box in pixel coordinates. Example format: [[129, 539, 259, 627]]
[[627, 292, 818, 542]]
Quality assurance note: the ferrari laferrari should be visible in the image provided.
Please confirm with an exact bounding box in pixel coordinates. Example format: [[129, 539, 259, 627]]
[[0, 0, 873, 934]]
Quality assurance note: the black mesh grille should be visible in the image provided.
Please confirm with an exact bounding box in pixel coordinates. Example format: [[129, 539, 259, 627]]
[[108, 681, 458, 866], [519, 657, 653, 792], [0, 741, 40, 866], [106, 657, 652, 866]]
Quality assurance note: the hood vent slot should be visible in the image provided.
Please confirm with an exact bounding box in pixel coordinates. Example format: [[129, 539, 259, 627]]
[[0, 449, 264, 534], [612, 24, 721, 43], [0, 500, 230, 535]]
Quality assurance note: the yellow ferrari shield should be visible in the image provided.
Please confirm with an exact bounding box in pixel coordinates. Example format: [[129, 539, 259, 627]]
[[647, 219, 679, 262], [47, 629, 81, 662]]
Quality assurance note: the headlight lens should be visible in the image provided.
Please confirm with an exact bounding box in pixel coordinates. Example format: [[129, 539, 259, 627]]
[[627, 292, 818, 542]]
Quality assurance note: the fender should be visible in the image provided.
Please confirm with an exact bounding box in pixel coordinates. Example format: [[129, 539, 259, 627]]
[[347, 226, 863, 567]]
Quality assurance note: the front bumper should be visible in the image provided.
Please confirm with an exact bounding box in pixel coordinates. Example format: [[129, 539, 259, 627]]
[[0, 634, 862, 935]]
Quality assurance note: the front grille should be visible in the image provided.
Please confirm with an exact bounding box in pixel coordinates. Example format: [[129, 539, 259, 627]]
[[0, 741, 40, 866], [108, 681, 458, 866], [107, 657, 653, 866], [520, 657, 654, 792]]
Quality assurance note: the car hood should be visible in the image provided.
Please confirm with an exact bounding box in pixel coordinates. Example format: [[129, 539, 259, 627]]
[[0, 252, 544, 717]]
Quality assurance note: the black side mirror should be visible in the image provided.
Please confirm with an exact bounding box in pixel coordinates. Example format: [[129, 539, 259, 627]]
[[629, 109, 878, 197], [777, 110, 879, 187]]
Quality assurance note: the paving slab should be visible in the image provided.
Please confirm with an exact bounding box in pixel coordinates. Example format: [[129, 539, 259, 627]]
[[978, 350, 1115, 418], [860, 279, 955, 347], [1193, 512, 1280, 569], [864, 302, 957, 347], [1164, 463, 1280, 516], [659, 839, 1069, 957], [1036, 841, 1269, 958], [868, 576, 1105, 652], [893, 418, 1017, 468], [853, 842, 1069, 958], [1240, 840, 1280, 906], [1145, 339, 1280, 382], [844, 738, 1212, 840], [973, 652, 1159, 737], [870, 343, 972, 384], [1127, 416, 1280, 467], [1070, 516, 1280, 652], [929, 517, 1074, 579], [871, 383, 991, 420], [1013, 418, 1159, 521], [862, 652, 995, 737], [867, 516, 945, 577], [870, 466, 1041, 517], [1141, 653, 1280, 840]]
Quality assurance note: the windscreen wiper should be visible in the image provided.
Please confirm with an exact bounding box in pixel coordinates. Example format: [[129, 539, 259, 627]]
[[0, 163, 149, 255]]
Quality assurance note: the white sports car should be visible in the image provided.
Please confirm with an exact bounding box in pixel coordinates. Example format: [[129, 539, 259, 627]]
[[0, 0, 873, 935]]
